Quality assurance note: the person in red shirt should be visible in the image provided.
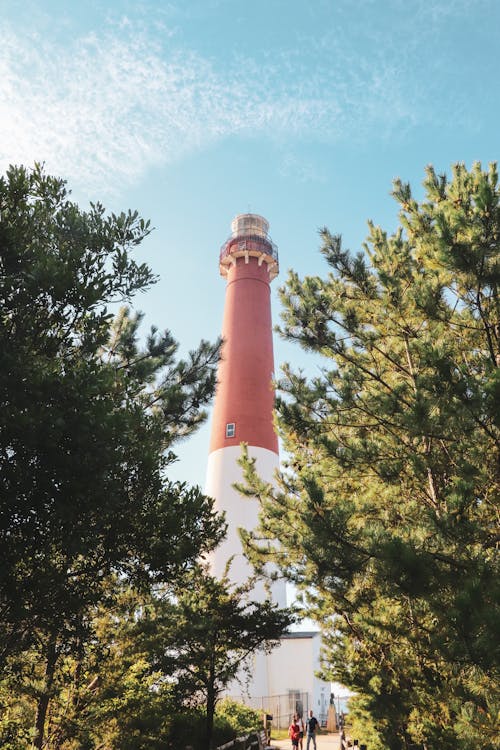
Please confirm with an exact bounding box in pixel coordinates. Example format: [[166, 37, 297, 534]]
[[288, 714, 301, 749]]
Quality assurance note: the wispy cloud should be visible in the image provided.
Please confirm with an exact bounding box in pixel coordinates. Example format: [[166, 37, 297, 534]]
[[1, 21, 344, 195], [0, 1, 489, 196], [0, 25, 230, 195]]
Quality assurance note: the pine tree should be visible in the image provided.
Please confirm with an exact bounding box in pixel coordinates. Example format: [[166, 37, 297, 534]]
[[240, 163, 500, 750]]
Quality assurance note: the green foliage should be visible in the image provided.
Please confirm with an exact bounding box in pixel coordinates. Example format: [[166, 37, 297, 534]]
[[155, 565, 293, 749], [163, 709, 236, 750], [240, 162, 500, 750], [17, 573, 287, 750], [155, 701, 261, 750], [347, 694, 385, 750], [215, 698, 262, 734], [0, 164, 223, 748], [0, 679, 34, 749]]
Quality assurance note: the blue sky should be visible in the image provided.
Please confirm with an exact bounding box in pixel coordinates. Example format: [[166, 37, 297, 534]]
[[1, 0, 499, 489]]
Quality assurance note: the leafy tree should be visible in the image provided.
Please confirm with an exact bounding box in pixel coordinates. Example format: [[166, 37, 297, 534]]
[[153, 565, 293, 750], [240, 163, 500, 750], [0, 164, 223, 747], [31, 574, 289, 750], [41, 581, 176, 750]]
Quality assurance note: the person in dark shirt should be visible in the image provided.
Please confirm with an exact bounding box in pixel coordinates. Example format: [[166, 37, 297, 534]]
[[305, 709, 319, 750]]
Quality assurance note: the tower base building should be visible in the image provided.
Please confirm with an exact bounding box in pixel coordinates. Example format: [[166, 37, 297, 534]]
[[231, 632, 332, 730]]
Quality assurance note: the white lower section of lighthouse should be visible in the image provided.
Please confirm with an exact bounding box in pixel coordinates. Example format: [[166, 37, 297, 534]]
[[205, 444, 287, 610], [205, 444, 287, 700]]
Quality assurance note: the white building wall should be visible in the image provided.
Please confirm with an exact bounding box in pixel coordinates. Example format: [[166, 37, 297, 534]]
[[266, 634, 331, 724], [267, 636, 314, 697]]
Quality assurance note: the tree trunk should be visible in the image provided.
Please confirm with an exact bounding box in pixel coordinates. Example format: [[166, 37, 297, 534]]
[[204, 654, 217, 750], [32, 636, 58, 750], [205, 687, 216, 750]]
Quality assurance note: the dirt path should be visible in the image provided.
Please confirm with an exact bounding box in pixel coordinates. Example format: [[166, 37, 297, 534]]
[[271, 733, 340, 750]]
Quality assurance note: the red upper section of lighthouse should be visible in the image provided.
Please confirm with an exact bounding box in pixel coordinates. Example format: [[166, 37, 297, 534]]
[[209, 215, 279, 455]]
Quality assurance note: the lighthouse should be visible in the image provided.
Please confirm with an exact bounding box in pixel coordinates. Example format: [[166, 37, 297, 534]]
[[205, 214, 286, 609], [204, 215, 332, 717]]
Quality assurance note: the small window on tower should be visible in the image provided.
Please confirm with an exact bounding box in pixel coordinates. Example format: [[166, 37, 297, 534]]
[[226, 423, 235, 438]]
